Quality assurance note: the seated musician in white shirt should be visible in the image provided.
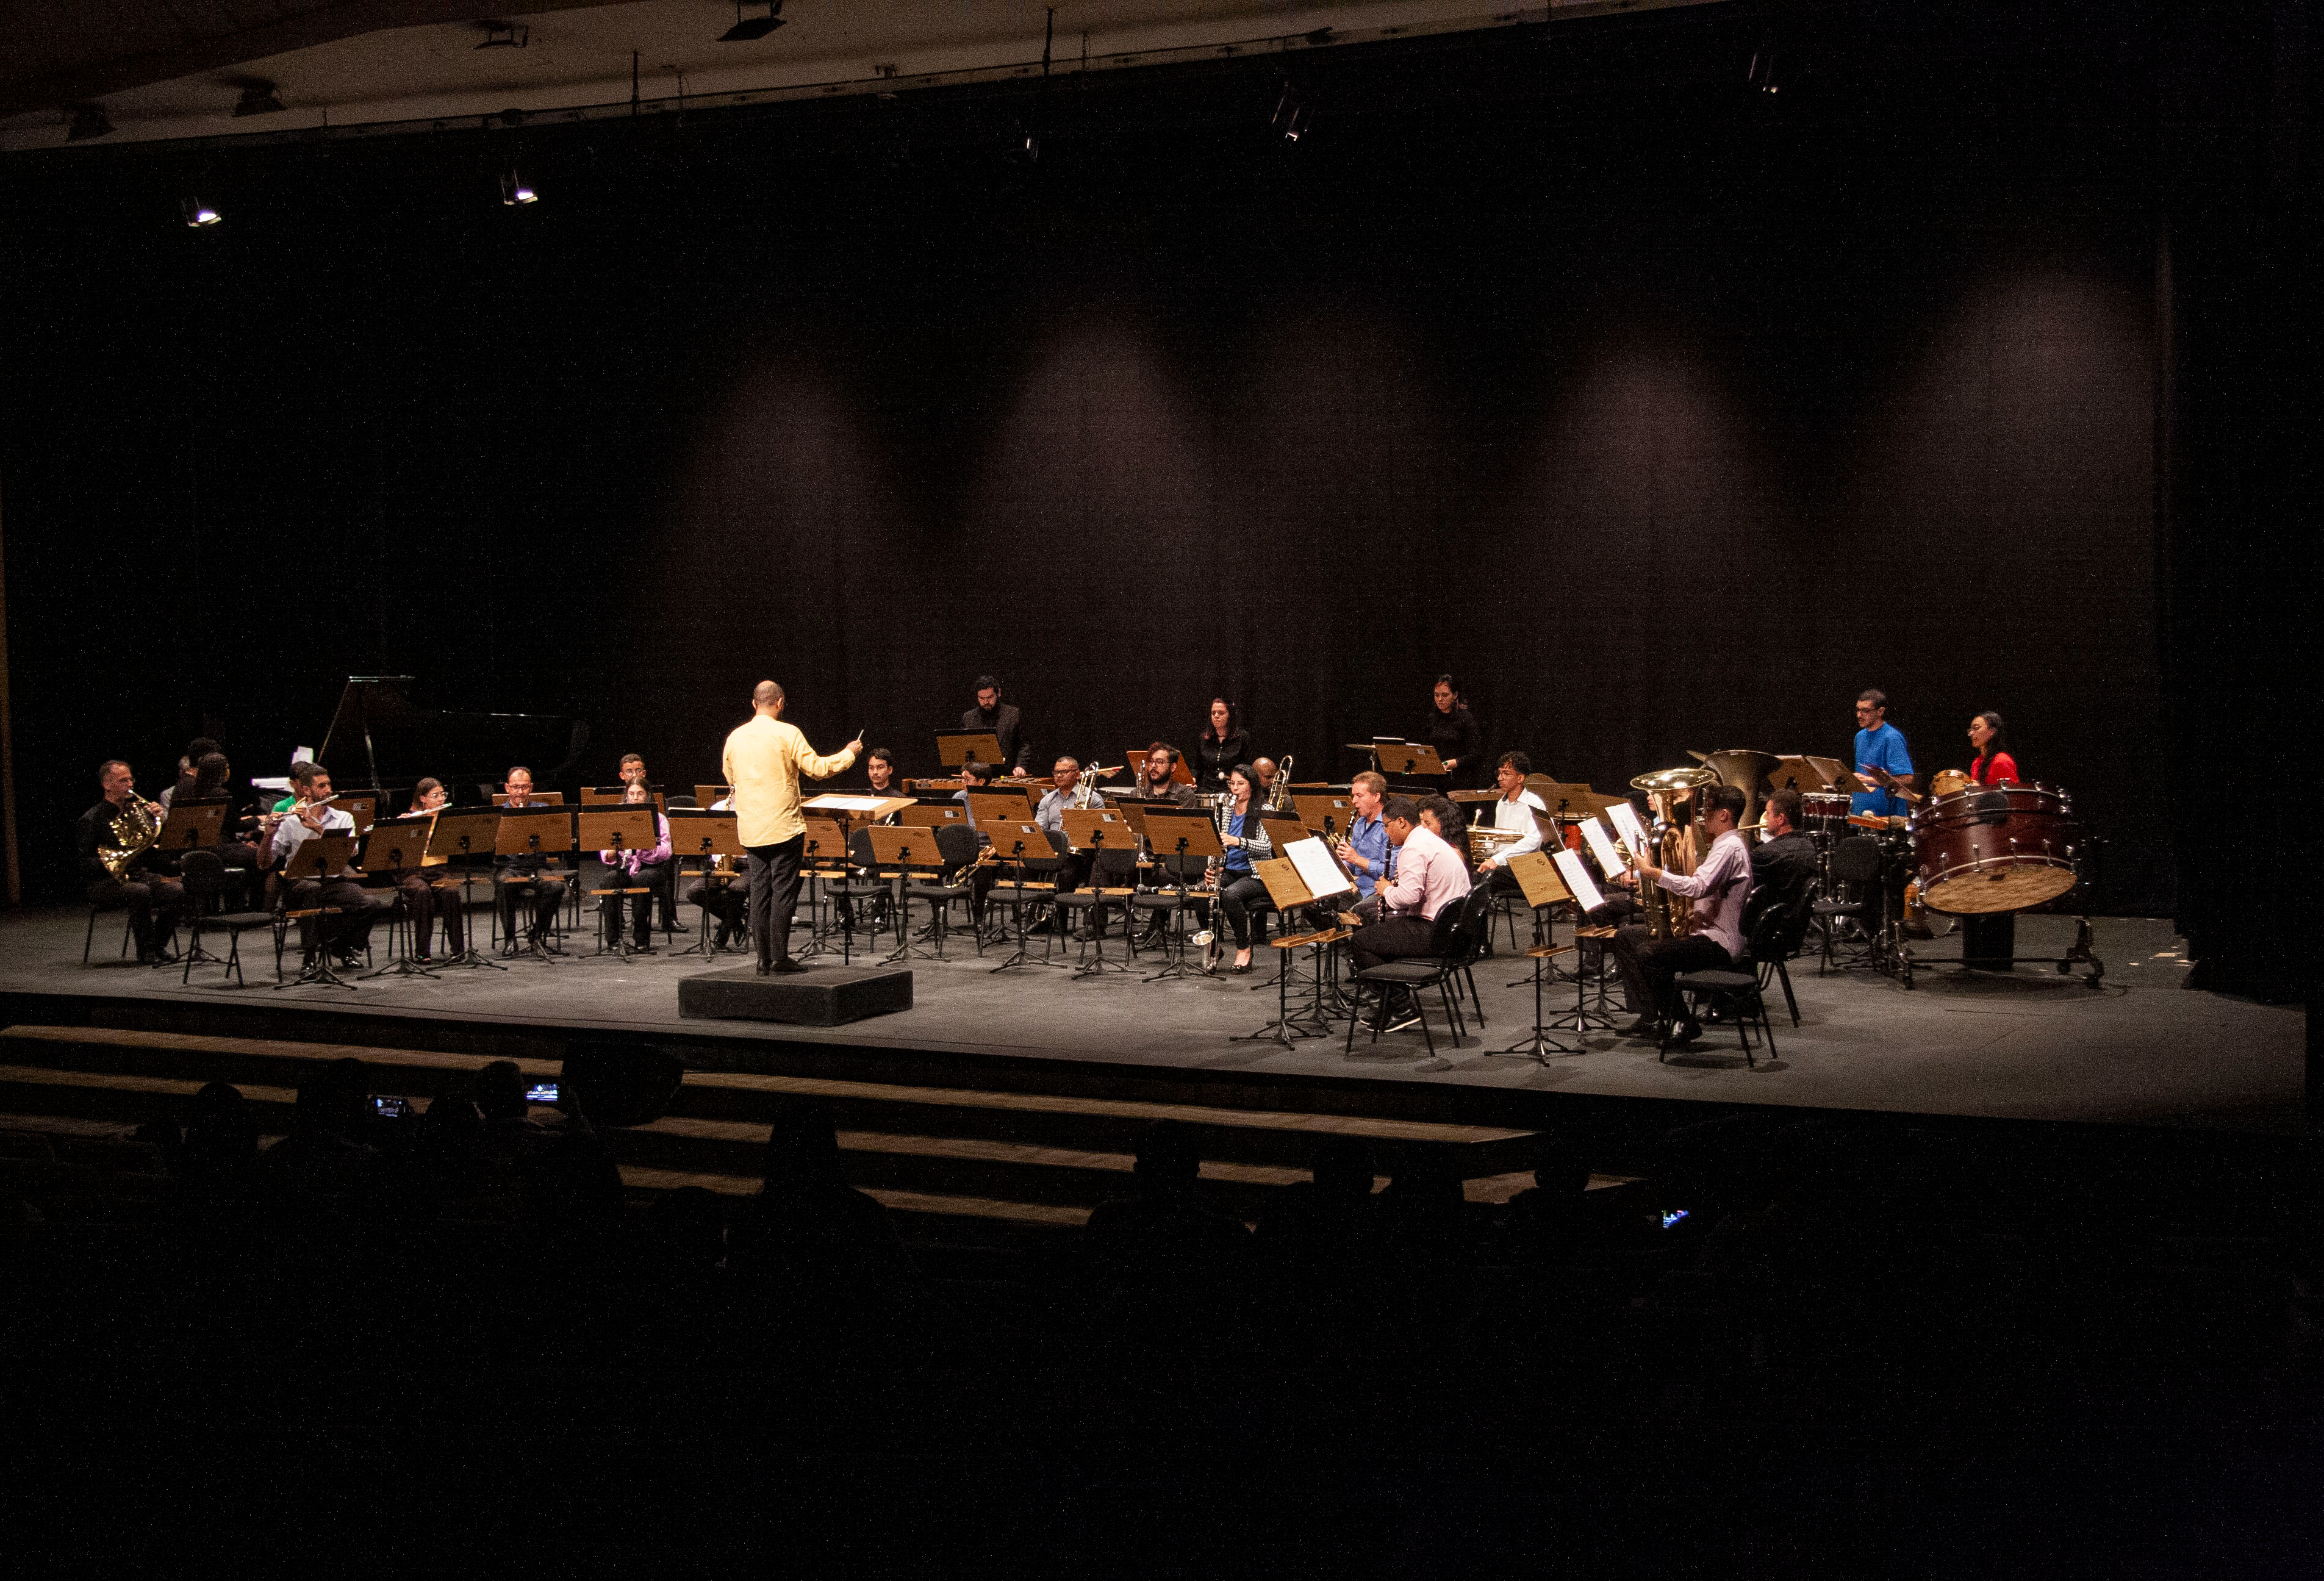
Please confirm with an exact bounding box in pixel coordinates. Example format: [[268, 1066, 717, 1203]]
[[1472, 751, 1549, 897]]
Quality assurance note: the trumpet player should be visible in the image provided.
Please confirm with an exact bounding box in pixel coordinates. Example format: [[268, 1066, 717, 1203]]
[[1610, 782, 1752, 1048], [1473, 751, 1549, 896], [77, 759, 187, 965]]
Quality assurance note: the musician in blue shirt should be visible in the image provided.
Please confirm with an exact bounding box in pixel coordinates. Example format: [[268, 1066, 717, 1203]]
[[1849, 690, 1917, 817], [1332, 771, 1393, 907]]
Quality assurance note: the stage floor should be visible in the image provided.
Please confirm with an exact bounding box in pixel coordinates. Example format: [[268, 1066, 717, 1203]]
[[1, 905, 2301, 1135]]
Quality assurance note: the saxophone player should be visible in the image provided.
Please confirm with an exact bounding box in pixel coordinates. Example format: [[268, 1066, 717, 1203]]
[[1608, 782, 1754, 1048], [77, 759, 187, 964]]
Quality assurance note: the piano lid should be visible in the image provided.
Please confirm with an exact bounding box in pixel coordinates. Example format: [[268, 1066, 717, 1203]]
[[318, 676, 589, 791]]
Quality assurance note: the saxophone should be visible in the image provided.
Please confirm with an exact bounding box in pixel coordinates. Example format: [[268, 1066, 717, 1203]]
[[99, 794, 165, 880]]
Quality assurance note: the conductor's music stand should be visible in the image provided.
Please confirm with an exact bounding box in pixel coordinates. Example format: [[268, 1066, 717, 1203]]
[[1372, 741, 1447, 786], [667, 808, 745, 958], [493, 806, 575, 961], [577, 806, 661, 958], [1134, 805, 1226, 982], [424, 809, 506, 972], [273, 835, 358, 991]]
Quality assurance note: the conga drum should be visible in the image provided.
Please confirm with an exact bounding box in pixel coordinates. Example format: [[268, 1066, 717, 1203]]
[[1909, 783, 2079, 914]]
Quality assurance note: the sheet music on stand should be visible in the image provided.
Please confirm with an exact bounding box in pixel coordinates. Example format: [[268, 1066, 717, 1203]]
[[1579, 817, 1630, 883], [1282, 835, 1356, 903], [1604, 800, 1651, 861], [1551, 847, 1606, 913]]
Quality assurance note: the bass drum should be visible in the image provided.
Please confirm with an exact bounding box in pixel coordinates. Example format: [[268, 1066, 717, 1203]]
[[1910, 783, 2079, 915]]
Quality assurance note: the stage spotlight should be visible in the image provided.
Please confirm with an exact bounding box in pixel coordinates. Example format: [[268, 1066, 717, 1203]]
[[180, 195, 222, 228], [1271, 82, 1310, 142], [499, 163, 537, 206], [719, 1, 786, 43], [1747, 34, 1781, 94], [66, 104, 114, 142], [231, 80, 285, 118]]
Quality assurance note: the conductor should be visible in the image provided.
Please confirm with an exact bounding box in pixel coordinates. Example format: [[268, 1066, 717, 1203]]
[[722, 680, 861, 974]]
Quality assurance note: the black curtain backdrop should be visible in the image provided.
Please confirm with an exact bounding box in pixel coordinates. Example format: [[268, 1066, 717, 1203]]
[[2, 1, 2299, 944]]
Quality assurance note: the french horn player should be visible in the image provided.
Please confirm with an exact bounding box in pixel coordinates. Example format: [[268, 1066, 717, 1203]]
[[77, 758, 188, 965]]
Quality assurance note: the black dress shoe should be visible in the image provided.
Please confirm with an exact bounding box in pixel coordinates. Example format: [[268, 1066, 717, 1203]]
[[1619, 1015, 1662, 1039], [1662, 1019, 1704, 1050], [770, 958, 809, 974]]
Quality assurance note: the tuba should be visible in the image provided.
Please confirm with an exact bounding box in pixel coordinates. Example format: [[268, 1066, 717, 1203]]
[[1629, 766, 1718, 940], [99, 794, 165, 880]]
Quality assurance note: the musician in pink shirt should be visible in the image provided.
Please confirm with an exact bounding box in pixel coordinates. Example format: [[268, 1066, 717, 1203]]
[[1612, 782, 1754, 1048], [1350, 794, 1472, 971]]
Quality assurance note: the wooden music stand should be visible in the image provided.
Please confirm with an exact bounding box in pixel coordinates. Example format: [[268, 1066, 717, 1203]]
[[1771, 755, 1849, 793], [157, 801, 226, 853], [694, 783, 733, 807], [668, 808, 745, 958], [419, 809, 505, 972], [867, 822, 949, 964], [281, 835, 356, 881], [493, 790, 565, 806], [1132, 805, 1226, 981], [1060, 806, 1132, 853], [938, 731, 1003, 770], [981, 819, 1069, 973], [794, 814, 856, 963], [329, 793, 378, 833], [1490, 850, 1583, 1062], [1260, 814, 1310, 858], [359, 820, 429, 873], [967, 790, 1036, 830], [579, 786, 623, 805], [1237, 843, 1357, 1045], [896, 803, 967, 828], [1293, 792, 1355, 842], [1374, 742, 1447, 781], [576, 806, 661, 958], [492, 806, 576, 959]]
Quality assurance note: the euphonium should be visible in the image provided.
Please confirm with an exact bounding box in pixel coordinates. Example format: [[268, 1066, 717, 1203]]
[[98, 793, 165, 880], [1628, 766, 1718, 941]]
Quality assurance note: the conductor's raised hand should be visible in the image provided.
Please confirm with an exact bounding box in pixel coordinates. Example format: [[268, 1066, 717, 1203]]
[[845, 737, 864, 756]]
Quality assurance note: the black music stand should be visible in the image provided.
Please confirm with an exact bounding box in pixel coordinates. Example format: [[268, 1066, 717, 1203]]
[[356, 820, 441, 980], [273, 834, 359, 991], [493, 805, 574, 962], [578, 806, 661, 959], [1135, 805, 1226, 983], [1235, 851, 1354, 1047], [1544, 847, 1620, 1034], [669, 808, 745, 958], [421, 809, 506, 972], [984, 820, 1070, 973]]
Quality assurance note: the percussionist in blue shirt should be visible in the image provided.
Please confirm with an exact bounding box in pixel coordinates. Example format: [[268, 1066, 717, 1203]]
[[1848, 689, 1916, 817]]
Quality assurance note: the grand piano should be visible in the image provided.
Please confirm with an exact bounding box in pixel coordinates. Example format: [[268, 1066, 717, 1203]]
[[317, 676, 589, 805]]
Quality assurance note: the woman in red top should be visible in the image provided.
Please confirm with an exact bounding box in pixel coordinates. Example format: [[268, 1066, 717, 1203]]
[[1967, 712, 2018, 786]]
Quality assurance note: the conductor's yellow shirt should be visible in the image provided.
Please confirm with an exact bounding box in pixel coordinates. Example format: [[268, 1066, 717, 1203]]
[[720, 715, 855, 847]]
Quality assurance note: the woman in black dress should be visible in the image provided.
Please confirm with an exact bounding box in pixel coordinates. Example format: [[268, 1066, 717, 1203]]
[[1419, 675, 1483, 790], [1194, 697, 1254, 797]]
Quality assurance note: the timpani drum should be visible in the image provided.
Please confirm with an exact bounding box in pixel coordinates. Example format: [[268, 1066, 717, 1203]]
[[1909, 783, 2079, 915]]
